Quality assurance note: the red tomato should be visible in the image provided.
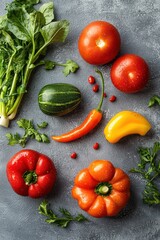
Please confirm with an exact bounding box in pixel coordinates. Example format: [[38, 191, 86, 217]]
[[110, 54, 150, 93], [78, 21, 121, 65]]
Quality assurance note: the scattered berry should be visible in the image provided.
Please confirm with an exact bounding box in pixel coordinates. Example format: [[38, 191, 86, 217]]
[[88, 75, 96, 84], [92, 84, 99, 92], [103, 92, 107, 98], [70, 152, 77, 159], [109, 95, 117, 102], [93, 142, 99, 150]]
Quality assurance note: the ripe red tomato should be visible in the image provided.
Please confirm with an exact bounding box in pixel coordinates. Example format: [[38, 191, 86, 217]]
[[78, 21, 121, 65], [110, 54, 150, 93]]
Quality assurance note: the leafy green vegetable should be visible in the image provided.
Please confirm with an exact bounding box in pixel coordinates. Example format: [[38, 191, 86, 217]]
[[36, 59, 79, 76], [6, 118, 50, 147], [148, 95, 160, 107], [0, 0, 78, 127], [38, 200, 88, 228], [130, 142, 160, 205]]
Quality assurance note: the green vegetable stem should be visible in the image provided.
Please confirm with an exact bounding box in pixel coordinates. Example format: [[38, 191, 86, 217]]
[[0, 0, 78, 127]]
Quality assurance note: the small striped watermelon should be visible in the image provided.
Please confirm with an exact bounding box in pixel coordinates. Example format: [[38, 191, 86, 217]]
[[38, 83, 81, 116]]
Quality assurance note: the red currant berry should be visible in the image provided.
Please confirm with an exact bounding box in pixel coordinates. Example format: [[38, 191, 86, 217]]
[[103, 92, 107, 98], [109, 95, 117, 102], [70, 152, 77, 159], [92, 84, 99, 92], [88, 76, 95, 84], [93, 142, 99, 150]]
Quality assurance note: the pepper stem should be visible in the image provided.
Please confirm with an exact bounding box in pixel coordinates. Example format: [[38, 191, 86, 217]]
[[95, 182, 112, 196], [23, 171, 38, 185], [95, 69, 105, 112]]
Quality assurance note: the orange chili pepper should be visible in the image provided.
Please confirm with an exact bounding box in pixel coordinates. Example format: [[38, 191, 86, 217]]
[[51, 69, 104, 143]]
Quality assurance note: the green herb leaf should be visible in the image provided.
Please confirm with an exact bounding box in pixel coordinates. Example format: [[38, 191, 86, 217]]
[[38, 200, 88, 228], [39, 2, 54, 24], [6, 132, 21, 145], [148, 95, 160, 107], [40, 20, 69, 44], [62, 60, 79, 76], [37, 121, 48, 128], [130, 142, 160, 205], [6, 118, 50, 147]]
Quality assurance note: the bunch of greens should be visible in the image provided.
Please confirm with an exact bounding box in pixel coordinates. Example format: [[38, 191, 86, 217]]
[[0, 0, 78, 127], [38, 200, 88, 228], [6, 118, 50, 147], [130, 142, 160, 205]]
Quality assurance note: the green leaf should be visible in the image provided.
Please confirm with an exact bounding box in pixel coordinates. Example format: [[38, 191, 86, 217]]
[[37, 121, 48, 128], [17, 118, 32, 129], [39, 2, 54, 24], [40, 20, 69, 44], [40, 60, 56, 70], [40, 134, 50, 143], [0, 15, 8, 29], [14, 0, 40, 5], [7, 6, 45, 41], [148, 95, 160, 107], [38, 200, 88, 228], [62, 60, 79, 76], [38, 200, 49, 215], [6, 132, 21, 145], [6, 118, 49, 147], [130, 142, 160, 205]]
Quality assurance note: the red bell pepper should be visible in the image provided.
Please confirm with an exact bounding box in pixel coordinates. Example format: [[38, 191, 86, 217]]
[[6, 149, 56, 198]]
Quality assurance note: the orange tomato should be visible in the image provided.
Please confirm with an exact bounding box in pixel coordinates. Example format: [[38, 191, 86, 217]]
[[72, 160, 130, 218]]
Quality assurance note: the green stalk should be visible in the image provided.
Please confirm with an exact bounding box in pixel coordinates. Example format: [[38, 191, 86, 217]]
[[8, 39, 36, 116], [95, 69, 105, 112], [9, 72, 18, 96]]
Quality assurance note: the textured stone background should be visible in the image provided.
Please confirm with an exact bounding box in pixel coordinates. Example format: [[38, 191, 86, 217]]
[[0, 0, 160, 240]]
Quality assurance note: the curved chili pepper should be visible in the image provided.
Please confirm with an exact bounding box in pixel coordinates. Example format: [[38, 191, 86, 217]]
[[52, 69, 104, 142]]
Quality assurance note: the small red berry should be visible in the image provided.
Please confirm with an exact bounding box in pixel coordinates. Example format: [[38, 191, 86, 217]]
[[70, 152, 77, 159], [109, 95, 117, 102], [88, 76, 95, 84], [92, 84, 99, 92], [93, 142, 99, 150], [103, 92, 107, 98]]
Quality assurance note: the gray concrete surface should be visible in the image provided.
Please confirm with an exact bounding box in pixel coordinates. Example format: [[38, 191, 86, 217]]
[[0, 0, 160, 240]]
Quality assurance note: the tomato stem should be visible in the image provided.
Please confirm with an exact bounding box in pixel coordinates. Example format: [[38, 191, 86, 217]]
[[95, 182, 112, 196], [23, 171, 38, 185], [95, 69, 105, 112]]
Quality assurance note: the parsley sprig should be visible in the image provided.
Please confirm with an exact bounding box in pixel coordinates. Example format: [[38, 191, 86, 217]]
[[6, 118, 50, 147], [130, 142, 160, 205], [38, 200, 88, 228]]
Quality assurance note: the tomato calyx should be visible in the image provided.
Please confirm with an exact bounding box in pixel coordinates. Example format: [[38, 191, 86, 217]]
[[95, 182, 112, 196], [23, 170, 38, 185]]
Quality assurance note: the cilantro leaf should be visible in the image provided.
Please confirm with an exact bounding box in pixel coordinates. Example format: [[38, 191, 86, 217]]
[[6, 118, 50, 147], [62, 60, 79, 76]]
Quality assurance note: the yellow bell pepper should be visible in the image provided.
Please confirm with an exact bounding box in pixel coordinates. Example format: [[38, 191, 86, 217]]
[[104, 110, 151, 143]]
